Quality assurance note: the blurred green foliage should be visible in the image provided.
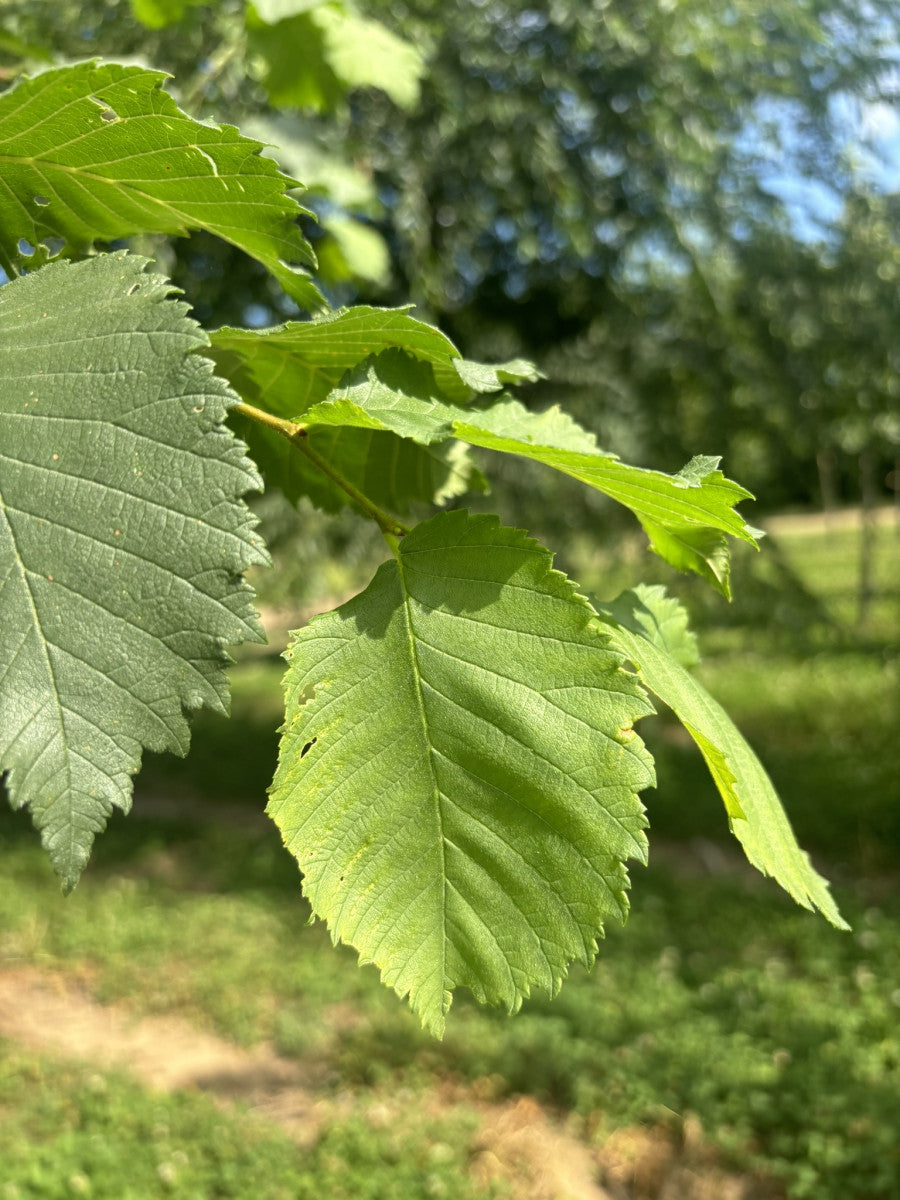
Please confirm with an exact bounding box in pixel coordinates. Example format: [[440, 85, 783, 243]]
[[3, 0, 896, 520], [347, 0, 900, 519]]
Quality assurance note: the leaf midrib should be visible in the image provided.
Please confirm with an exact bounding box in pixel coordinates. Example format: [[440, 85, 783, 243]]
[[393, 550, 447, 1011]]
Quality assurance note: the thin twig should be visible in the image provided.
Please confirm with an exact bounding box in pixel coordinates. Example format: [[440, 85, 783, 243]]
[[233, 401, 411, 540]]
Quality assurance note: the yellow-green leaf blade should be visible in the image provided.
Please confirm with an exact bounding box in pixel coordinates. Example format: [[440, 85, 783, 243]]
[[455, 403, 757, 594], [279, 353, 755, 593], [268, 512, 655, 1034], [596, 586, 848, 929]]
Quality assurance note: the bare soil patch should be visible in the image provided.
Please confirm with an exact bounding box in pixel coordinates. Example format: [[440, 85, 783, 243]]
[[762, 504, 897, 536], [0, 968, 610, 1197], [0, 967, 782, 1199]]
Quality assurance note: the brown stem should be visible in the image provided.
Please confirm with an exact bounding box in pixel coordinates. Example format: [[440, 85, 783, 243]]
[[233, 402, 410, 540]]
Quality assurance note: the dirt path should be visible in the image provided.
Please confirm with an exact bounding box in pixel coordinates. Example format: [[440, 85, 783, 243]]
[[0, 967, 784, 1199], [0, 967, 614, 1200], [762, 503, 898, 535]]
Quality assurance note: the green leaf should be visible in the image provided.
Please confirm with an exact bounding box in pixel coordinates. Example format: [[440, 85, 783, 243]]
[[209, 306, 470, 406], [241, 423, 485, 516], [292, 353, 755, 592], [453, 357, 544, 393], [317, 213, 391, 286], [0, 61, 322, 310], [268, 511, 655, 1034], [314, 5, 425, 111], [595, 587, 848, 930], [248, 1, 424, 113], [252, 0, 327, 20], [0, 254, 269, 890], [242, 117, 379, 209], [247, 7, 338, 112], [299, 353, 585, 447], [211, 309, 487, 512], [636, 519, 734, 598], [454, 402, 758, 596], [303, 350, 461, 443], [128, 0, 205, 28], [601, 583, 700, 669]]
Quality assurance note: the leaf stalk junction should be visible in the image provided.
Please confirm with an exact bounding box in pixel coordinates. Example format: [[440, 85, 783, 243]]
[[234, 401, 411, 543]]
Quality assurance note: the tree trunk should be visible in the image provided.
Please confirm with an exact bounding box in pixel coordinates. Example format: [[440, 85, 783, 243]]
[[816, 443, 839, 528], [857, 442, 878, 628]]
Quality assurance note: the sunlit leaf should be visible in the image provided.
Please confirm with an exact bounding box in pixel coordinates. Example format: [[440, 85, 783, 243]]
[[269, 512, 654, 1033], [209, 306, 469, 405], [0, 61, 322, 308], [596, 586, 848, 930], [128, 0, 205, 29], [248, 0, 424, 113], [291, 352, 756, 591]]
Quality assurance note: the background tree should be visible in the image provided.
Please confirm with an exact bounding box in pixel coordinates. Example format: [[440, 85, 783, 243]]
[[346, 0, 900, 523], [4, 0, 896, 557]]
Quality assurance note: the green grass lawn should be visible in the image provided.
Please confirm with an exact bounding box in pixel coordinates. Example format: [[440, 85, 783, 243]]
[[1, 512, 898, 1199], [0, 1045, 490, 1200]]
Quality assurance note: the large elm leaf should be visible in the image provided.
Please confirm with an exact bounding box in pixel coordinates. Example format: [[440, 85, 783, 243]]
[[595, 586, 848, 930], [0, 61, 322, 309], [296, 353, 757, 594], [268, 511, 655, 1034], [0, 254, 268, 889]]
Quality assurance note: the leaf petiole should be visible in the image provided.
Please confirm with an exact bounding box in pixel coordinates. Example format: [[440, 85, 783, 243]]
[[233, 401, 411, 539]]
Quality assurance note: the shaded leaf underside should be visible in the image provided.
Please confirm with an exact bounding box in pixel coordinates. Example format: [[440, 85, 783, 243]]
[[0, 254, 268, 888], [210, 309, 492, 510], [268, 511, 655, 1034]]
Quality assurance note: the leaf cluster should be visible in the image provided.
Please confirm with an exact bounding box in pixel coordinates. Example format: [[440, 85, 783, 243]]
[[0, 47, 846, 1032]]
